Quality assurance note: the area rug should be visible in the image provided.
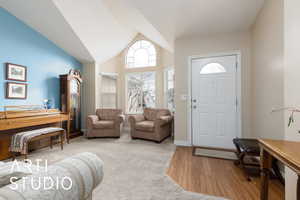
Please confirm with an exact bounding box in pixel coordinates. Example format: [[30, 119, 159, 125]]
[[193, 148, 237, 161], [20, 132, 226, 200]]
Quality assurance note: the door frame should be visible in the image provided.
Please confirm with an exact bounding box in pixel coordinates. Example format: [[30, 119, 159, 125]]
[[187, 51, 242, 146]]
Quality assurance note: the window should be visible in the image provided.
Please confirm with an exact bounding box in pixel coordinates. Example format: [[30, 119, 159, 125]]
[[164, 68, 175, 112], [126, 40, 156, 68], [126, 72, 156, 114], [200, 63, 226, 74], [99, 74, 118, 109]]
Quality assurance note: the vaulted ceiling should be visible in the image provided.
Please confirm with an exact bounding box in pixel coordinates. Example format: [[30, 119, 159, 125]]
[[0, 0, 264, 63], [128, 0, 265, 39]]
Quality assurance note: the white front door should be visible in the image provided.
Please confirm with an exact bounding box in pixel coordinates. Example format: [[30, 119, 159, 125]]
[[191, 55, 238, 149]]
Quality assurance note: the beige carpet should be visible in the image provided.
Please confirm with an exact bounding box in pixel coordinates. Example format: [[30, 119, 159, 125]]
[[21, 132, 226, 200]]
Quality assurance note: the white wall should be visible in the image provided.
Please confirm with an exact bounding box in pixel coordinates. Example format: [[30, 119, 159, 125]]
[[284, 0, 300, 199], [81, 62, 98, 130], [174, 32, 252, 143], [251, 0, 284, 140], [98, 56, 122, 108], [253, 0, 300, 198], [83, 57, 122, 128]]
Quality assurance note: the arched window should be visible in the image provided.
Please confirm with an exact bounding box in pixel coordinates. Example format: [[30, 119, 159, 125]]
[[200, 63, 226, 74], [126, 40, 156, 68]]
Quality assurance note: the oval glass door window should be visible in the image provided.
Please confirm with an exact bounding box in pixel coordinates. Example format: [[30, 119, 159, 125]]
[[200, 63, 226, 74]]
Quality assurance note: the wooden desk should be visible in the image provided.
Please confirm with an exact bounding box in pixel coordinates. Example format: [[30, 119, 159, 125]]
[[259, 139, 300, 200], [0, 109, 70, 160]]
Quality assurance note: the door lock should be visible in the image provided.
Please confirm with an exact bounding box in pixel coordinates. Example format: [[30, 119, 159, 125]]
[[193, 106, 197, 109], [192, 99, 197, 103]]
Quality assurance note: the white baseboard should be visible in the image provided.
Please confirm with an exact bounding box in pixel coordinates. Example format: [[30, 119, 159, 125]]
[[174, 140, 192, 146]]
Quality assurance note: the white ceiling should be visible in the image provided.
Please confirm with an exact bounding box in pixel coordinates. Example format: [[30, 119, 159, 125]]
[[0, 0, 94, 62], [52, 0, 137, 63], [102, 0, 173, 51], [0, 0, 264, 63], [128, 0, 265, 39]]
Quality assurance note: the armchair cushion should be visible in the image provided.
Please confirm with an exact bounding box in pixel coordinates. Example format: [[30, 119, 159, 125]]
[[136, 121, 155, 132], [96, 109, 122, 120], [93, 120, 114, 129]]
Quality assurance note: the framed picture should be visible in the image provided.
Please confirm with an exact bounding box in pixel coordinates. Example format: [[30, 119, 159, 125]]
[[6, 63, 27, 82], [6, 82, 27, 99]]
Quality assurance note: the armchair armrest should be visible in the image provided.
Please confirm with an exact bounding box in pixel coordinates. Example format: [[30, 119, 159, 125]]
[[159, 115, 173, 123], [115, 114, 125, 124], [156, 115, 173, 127], [87, 115, 99, 125]]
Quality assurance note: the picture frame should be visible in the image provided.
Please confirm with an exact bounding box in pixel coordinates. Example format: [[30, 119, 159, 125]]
[[6, 63, 27, 82], [6, 82, 27, 99]]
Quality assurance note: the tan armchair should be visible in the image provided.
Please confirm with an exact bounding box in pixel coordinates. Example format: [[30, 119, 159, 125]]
[[128, 108, 173, 143], [86, 109, 124, 138]]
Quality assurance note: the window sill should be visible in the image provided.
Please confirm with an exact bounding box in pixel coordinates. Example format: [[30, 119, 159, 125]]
[[125, 65, 157, 70]]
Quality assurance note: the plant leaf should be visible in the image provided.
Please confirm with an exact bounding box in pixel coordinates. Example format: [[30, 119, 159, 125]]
[[288, 114, 294, 127]]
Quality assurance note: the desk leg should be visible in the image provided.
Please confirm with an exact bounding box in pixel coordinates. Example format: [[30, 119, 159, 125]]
[[260, 149, 272, 200], [67, 116, 70, 144], [297, 175, 300, 200], [11, 152, 16, 161], [50, 136, 53, 149], [60, 132, 64, 150]]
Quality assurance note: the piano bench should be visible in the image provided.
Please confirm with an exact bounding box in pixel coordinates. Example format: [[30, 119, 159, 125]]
[[10, 127, 65, 161]]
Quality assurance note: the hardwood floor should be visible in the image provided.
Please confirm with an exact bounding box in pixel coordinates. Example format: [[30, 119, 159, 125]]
[[167, 147, 284, 200]]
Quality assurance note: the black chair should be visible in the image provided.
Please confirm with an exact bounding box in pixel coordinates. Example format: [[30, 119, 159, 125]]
[[233, 138, 284, 183], [233, 138, 260, 181]]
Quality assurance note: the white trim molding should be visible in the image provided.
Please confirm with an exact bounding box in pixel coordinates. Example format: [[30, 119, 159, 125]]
[[187, 51, 242, 146], [174, 140, 192, 147]]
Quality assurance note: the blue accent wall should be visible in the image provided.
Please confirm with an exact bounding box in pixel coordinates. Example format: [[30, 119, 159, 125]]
[[0, 8, 82, 111]]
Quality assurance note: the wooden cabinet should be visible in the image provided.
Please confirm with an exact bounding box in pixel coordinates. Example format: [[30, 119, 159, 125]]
[[60, 70, 82, 138]]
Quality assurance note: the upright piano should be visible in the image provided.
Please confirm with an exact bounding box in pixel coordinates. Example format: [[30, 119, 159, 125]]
[[0, 106, 70, 160]]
